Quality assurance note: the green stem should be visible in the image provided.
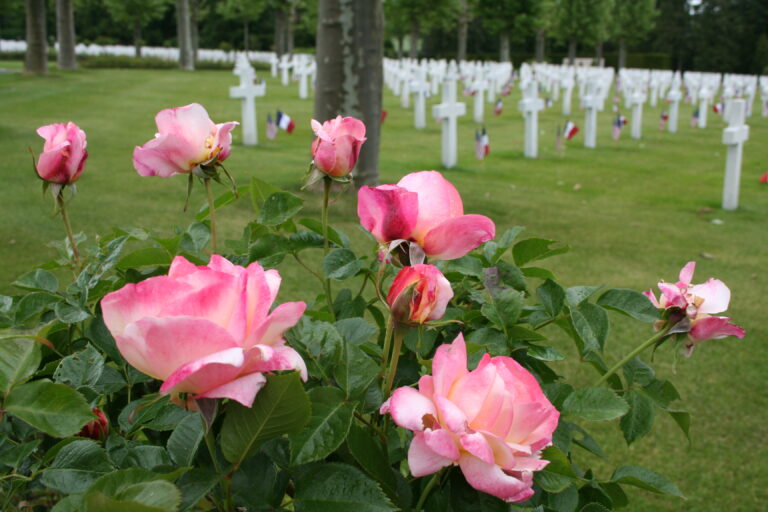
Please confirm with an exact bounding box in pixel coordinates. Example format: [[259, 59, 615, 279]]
[[595, 325, 673, 386], [414, 470, 442, 512], [383, 324, 407, 396], [57, 191, 80, 266], [354, 411, 388, 446], [203, 426, 233, 511], [380, 316, 394, 377], [321, 177, 336, 320], [204, 178, 218, 254]]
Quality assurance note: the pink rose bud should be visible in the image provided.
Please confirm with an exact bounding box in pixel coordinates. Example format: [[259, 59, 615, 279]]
[[310, 116, 367, 177], [358, 171, 495, 261], [387, 264, 453, 324], [101, 255, 307, 408], [381, 334, 559, 503], [34, 122, 88, 185], [133, 103, 238, 177], [77, 408, 109, 441]]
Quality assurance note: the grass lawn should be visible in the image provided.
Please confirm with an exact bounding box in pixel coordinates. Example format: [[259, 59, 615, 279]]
[[1, 62, 766, 511]]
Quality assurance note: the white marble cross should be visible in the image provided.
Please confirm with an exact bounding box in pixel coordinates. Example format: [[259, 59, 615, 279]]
[[698, 87, 711, 128], [562, 78, 574, 116], [721, 99, 749, 210], [295, 60, 311, 99], [229, 65, 266, 146], [432, 75, 466, 168], [472, 78, 487, 123], [412, 68, 429, 129], [666, 73, 683, 133], [582, 83, 603, 148], [279, 56, 292, 86], [630, 90, 646, 140], [518, 81, 545, 158]]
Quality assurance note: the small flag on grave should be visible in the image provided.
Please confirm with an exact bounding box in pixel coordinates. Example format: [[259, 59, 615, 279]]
[[266, 113, 277, 140], [276, 110, 295, 133], [760, 171, 768, 184], [563, 120, 579, 140], [494, 99, 503, 116], [658, 111, 669, 131], [690, 108, 699, 128], [501, 81, 512, 96], [463, 87, 476, 97], [612, 115, 623, 141], [475, 127, 490, 160], [380, 110, 388, 124], [712, 102, 723, 115]]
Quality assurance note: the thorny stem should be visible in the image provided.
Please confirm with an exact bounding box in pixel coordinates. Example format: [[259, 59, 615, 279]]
[[321, 177, 335, 320], [204, 178, 218, 254], [595, 324, 673, 386], [56, 191, 80, 266]]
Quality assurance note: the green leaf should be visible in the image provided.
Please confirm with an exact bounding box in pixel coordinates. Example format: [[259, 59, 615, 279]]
[[84, 480, 181, 512], [323, 249, 362, 280], [86, 314, 124, 364], [465, 327, 507, 356], [667, 409, 691, 441], [258, 191, 304, 226], [569, 303, 609, 353], [334, 318, 378, 346], [345, 423, 398, 501], [299, 218, 350, 248], [641, 379, 680, 408], [14, 291, 59, 324], [196, 185, 249, 221], [481, 288, 523, 332], [179, 222, 210, 253], [441, 256, 484, 279], [537, 279, 565, 317], [565, 285, 603, 307], [116, 248, 172, 270], [579, 504, 611, 512], [13, 268, 59, 292], [0, 337, 41, 393], [497, 226, 525, 248], [507, 326, 547, 342], [177, 469, 219, 512], [293, 462, 396, 512], [40, 440, 114, 493], [597, 288, 660, 322], [622, 357, 656, 387], [166, 414, 204, 467], [54, 344, 105, 389], [87, 467, 183, 497], [513, 238, 570, 267], [494, 262, 527, 292], [521, 266, 556, 280], [5, 380, 94, 437], [526, 344, 565, 361], [231, 454, 287, 510], [289, 387, 355, 465], [250, 176, 283, 215], [562, 387, 629, 421], [286, 318, 344, 382], [55, 301, 92, 324], [546, 484, 578, 512], [221, 372, 311, 464], [620, 390, 655, 445], [335, 344, 379, 399], [611, 465, 684, 497]]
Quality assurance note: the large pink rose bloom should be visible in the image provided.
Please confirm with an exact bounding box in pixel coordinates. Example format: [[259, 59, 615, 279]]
[[101, 255, 306, 408], [358, 171, 495, 261], [35, 122, 88, 185], [644, 261, 745, 353], [133, 103, 238, 177], [311, 116, 367, 177], [381, 334, 559, 503], [387, 264, 453, 324]]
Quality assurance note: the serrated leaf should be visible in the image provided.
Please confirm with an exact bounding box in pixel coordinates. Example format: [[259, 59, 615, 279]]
[[250, 177, 282, 214], [221, 372, 311, 464], [565, 285, 603, 307], [345, 423, 398, 501], [41, 440, 114, 493], [6, 380, 94, 437], [642, 379, 680, 408], [0, 337, 41, 393], [610, 465, 684, 497], [54, 344, 105, 388], [562, 387, 629, 421], [597, 288, 660, 322], [178, 468, 219, 512], [13, 268, 59, 292], [55, 301, 92, 324], [579, 504, 611, 512], [513, 238, 569, 267], [179, 222, 210, 253], [166, 414, 204, 466], [569, 303, 609, 353], [334, 318, 378, 346], [299, 218, 350, 248], [258, 192, 303, 226], [84, 480, 181, 512], [526, 344, 565, 361], [290, 387, 355, 465], [293, 462, 396, 512], [537, 279, 565, 317], [323, 249, 362, 280], [481, 288, 523, 332], [441, 256, 484, 279], [335, 344, 379, 399], [620, 390, 655, 444], [521, 266, 556, 280], [666, 409, 691, 442], [14, 291, 59, 324], [116, 248, 172, 270], [622, 357, 656, 387]]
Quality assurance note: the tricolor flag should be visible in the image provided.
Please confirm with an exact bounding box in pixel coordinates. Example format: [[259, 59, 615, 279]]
[[563, 120, 579, 140], [276, 110, 295, 133], [658, 111, 669, 131], [691, 108, 699, 128], [266, 113, 277, 140], [463, 87, 476, 97], [612, 115, 623, 141], [501, 81, 513, 96], [380, 110, 388, 124], [712, 102, 723, 115], [620, 115, 628, 126], [760, 171, 768, 183], [475, 127, 490, 160], [493, 99, 503, 116]]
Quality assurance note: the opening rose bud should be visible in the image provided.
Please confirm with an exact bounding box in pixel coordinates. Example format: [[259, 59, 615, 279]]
[[387, 264, 453, 324], [34, 122, 88, 185], [77, 408, 109, 441], [310, 115, 367, 177]]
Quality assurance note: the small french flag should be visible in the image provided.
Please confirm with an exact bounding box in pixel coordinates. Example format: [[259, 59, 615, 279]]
[[493, 99, 503, 116], [712, 102, 723, 115], [563, 120, 579, 140], [276, 110, 295, 133], [475, 127, 490, 160], [380, 110, 388, 124], [760, 171, 768, 183]]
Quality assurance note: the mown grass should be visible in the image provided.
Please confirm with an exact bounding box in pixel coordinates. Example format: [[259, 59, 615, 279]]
[[0, 61, 766, 511]]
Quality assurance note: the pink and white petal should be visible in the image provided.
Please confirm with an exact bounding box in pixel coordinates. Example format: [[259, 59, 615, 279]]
[[689, 316, 745, 342], [643, 289, 660, 308], [460, 431, 495, 465], [117, 317, 239, 380], [422, 214, 496, 260], [507, 402, 558, 451], [244, 301, 306, 349], [36, 145, 70, 183], [689, 279, 731, 315], [195, 372, 267, 407], [658, 283, 687, 309], [214, 121, 238, 162], [155, 103, 213, 148], [388, 387, 437, 431], [677, 261, 696, 287], [244, 345, 308, 381], [423, 428, 461, 461], [432, 334, 468, 397], [408, 432, 454, 477], [133, 134, 194, 177], [492, 357, 550, 405], [357, 185, 419, 243], [398, 171, 464, 241], [37, 123, 66, 144], [160, 347, 245, 395], [168, 255, 201, 278], [511, 454, 549, 472], [458, 453, 535, 503], [480, 431, 517, 469], [418, 375, 435, 399], [434, 395, 468, 433], [448, 361, 498, 425], [338, 116, 367, 139], [65, 122, 87, 177], [264, 269, 282, 304]]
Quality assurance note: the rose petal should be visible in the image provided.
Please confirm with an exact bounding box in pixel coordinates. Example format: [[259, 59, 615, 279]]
[[689, 278, 731, 315], [677, 261, 696, 287], [421, 214, 496, 260], [195, 372, 266, 407], [357, 185, 419, 243], [432, 334, 468, 397], [424, 428, 461, 460], [408, 432, 454, 477], [245, 301, 306, 349], [159, 347, 245, 395], [689, 316, 745, 342], [458, 453, 535, 503], [398, 171, 464, 241], [388, 386, 437, 431], [460, 431, 495, 465]]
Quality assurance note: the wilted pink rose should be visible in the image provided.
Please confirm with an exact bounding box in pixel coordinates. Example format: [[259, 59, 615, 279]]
[[387, 264, 453, 324], [358, 171, 495, 261], [35, 122, 88, 185], [77, 408, 109, 441], [644, 261, 745, 353], [311, 116, 367, 177], [133, 103, 238, 178], [101, 255, 306, 407], [381, 334, 559, 503]]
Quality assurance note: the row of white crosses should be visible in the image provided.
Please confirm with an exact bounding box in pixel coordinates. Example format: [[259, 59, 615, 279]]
[[760, 76, 768, 116], [229, 53, 265, 146]]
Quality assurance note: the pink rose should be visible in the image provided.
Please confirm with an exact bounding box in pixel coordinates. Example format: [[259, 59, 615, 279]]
[[310, 116, 367, 177], [101, 255, 306, 408], [133, 103, 238, 178], [644, 261, 745, 353], [358, 171, 495, 261], [381, 334, 559, 503], [387, 264, 453, 324], [35, 122, 88, 185]]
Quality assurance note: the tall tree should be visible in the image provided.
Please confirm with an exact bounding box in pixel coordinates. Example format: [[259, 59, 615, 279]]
[[477, 0, 538, 62], [177, 0, 194, 70], [56, 0, 77, 70], [217, 0, 267, 51], [103, 0, 170, 58], [555, 0, 613, 64], [271, 0, 299, 56], [612, 0, 656, 69], [532, 1, 556, 62], [456, 0, 473, 61], [315, 0, 383, 187], [24, 0, 47, 74]]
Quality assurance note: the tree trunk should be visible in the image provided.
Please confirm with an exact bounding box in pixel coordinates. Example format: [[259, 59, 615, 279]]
[[568, 38, 577, 64], [133, 20, 142, 58], [408, 19, 419, 58], [396, 34, 403, 59], [176, 0, 194, 70], [618, 38, 627, 70], [499, 33, 510, 62], [457, 0, 468, 62], [56, 0, 76, 70], [315, 0, 384, 187], [24, 0, 47, 74], [191, 0, 199, 62], [287, 2, 296, 55], [535, 28, 545, 62], [595, 41, 603, 63], [275, 7, 287, 56], [244, 20, 249, 51]]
